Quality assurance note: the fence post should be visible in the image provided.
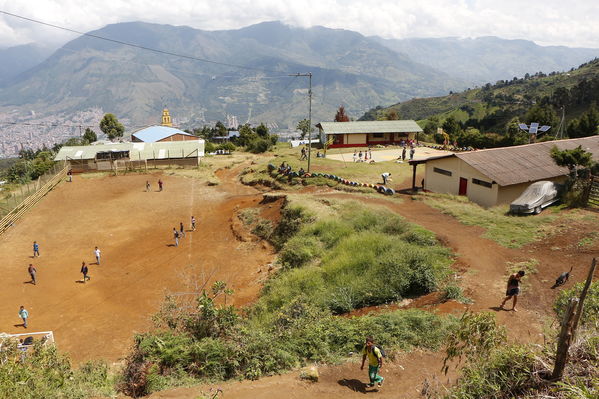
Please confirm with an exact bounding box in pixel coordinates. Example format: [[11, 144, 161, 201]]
[[552, 298, 579, 380], [571, 258, 596, 339]]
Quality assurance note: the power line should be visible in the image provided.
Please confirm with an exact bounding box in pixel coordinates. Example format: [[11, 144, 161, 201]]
[[0, 10, 284, 74]]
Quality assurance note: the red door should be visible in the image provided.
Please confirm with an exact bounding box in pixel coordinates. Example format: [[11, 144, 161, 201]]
[[459, 178, 468, 195]]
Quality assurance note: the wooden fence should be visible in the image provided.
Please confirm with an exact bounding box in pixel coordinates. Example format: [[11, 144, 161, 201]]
[[0, 162, 68, 235], [585, 175, 599, 208]]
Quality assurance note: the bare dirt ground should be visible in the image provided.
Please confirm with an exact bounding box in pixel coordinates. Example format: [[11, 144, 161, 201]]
[[0, 166, 276, 364]]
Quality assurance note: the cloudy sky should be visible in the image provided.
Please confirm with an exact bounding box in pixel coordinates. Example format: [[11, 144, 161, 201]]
[[1, 0, 598, 49]]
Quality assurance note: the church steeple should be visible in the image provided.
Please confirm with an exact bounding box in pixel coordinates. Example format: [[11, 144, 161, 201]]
[[161, 108, 173, 127]]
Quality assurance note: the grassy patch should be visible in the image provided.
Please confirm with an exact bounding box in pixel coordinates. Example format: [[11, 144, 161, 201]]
[[578, 232, 599, 248], [0, 342, 115, 399], [419, 193, 558, 248], [258, 199, 453, 314], [506, 258, 539, 275]]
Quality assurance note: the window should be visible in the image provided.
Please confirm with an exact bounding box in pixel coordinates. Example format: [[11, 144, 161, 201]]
[[372, 133, 384, 138], [433, 167, 452, 176], [472, 178, 492, 188]]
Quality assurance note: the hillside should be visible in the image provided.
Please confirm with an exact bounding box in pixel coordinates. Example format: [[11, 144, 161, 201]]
[[374, 36, 599, 85], [366, 58, 599, 134], [0, 43, 54, 86], [0, 21, 464, 129]]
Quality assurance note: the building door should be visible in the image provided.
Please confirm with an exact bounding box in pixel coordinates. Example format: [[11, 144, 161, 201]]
[[333, 134, 343, 145], [458, 178, 468, 195]]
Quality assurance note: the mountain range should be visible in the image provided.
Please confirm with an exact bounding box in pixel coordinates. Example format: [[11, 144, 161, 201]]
[[0, 20, 597, 155]]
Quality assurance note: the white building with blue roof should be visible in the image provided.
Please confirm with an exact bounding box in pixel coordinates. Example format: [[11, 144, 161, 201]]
[[131, 108, 197, 143]]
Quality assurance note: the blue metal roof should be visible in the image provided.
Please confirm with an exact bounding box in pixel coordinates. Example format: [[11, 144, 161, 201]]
[[131, 126, 193, 142]]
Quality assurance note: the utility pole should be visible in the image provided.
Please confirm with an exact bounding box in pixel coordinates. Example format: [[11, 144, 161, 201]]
[[289, 72, 313, 172]]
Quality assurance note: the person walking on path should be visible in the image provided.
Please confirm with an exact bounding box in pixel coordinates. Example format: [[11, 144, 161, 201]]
[[358, 150, 363, 162], [94, 247, 101, 265], [500, 270, 525, 311], [19, 306, 29, 328], [80, 261, 90, 283], [33, 241, 40, 258], [401, 147, 406, 161], [67, 169, 73, 182], [173, 228, 179, 247], [361, 337, 384, 388], [381, 172, 391, 185], [180, 222, 186, 238], [158, 179, 163, 192], [191, 216, 196, 231], [300, 147, 307, 161], [146, 181, 151, 192], [409, 146, 416, 160], [353, 150, 357, 163], [28, 264, 37, 285]]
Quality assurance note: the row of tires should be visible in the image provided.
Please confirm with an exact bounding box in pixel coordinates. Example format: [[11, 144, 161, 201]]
[[267, 164, 395, 196]]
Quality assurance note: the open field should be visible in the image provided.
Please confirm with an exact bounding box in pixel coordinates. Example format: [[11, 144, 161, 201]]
[[0, 164, 275, 364]]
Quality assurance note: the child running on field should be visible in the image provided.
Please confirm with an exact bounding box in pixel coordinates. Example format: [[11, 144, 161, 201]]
[[191, 216, 196, 231]]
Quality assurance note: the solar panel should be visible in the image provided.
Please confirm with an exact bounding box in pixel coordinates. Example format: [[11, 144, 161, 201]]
[[529, 122, 539, 134], [539, 125, 551, 132], [518, 123, 529, 130]]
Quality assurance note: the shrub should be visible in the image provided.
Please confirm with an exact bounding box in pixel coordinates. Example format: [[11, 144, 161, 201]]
[[205, 141, 216, 153]]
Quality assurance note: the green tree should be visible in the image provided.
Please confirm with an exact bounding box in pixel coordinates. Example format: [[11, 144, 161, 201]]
[[296, 119, 313, 139], [99, 113, 125, 141], [571, 103, 599, 138], [83, 128, 97, 143], [255, 123, 269, 138], [524, 104, 559, 129], [215, 121, 227, 137], [385, 109, 400, 120], [442, 116, 461, 138], [550, 145, 593, 177], [237, 124, 258, 147], [504, 117, 529, 146]]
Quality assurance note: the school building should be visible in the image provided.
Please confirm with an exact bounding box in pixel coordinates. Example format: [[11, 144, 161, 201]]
[[317, 120, 423, 148], [409, 136, 599, 207], [54, 140, 205, 172]]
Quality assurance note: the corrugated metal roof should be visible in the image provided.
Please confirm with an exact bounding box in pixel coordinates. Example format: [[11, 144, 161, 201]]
[[131, 125, 193, 142], [318, 120, 423, 134], [453, 136, 599, 186], [54, 140, 205, 161]]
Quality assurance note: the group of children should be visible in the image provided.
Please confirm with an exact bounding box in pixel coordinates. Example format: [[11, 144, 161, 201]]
[[173, 216, 197, 247], [20, 242, 101, 328], [353, 148, 373, 162]]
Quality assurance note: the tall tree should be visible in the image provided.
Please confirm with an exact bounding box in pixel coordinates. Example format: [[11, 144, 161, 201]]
[[334, 106, 350, 122], [385, 109, 400, 120], [83, 128, 97, 143], [255, 123, 269, 138], [574, 103, 599, 138], [550, 145, 593, 177], [296, 119, 313, 139], [99, 114, 125, 141]]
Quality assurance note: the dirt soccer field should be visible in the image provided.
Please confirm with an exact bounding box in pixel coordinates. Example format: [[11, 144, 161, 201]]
[[0, 167, 276, 364]]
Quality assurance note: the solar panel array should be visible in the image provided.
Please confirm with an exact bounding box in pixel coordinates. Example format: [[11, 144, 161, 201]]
[[529, 122, 539, 134]]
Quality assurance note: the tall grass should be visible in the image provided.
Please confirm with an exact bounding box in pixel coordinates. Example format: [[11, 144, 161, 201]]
[[0, 340, 115, 399], [263, 202, 452, 313]]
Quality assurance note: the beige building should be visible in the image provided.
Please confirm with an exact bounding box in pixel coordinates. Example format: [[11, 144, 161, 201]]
[[411, 136, 599, 207], [316, 120, 423, 148]]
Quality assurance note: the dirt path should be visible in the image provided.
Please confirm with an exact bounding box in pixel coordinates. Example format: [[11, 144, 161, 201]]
[[0, 166, 276, 364], [147, 351, 456, 399]]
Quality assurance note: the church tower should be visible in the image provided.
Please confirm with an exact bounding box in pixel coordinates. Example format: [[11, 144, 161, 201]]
[[161, 108, 173, 127]]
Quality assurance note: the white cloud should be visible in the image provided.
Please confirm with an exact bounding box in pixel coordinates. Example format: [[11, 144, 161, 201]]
[[0, 0, 598, 48]]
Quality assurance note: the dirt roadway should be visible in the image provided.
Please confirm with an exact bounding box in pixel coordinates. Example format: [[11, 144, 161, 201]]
[[0, 168, 276, 364]]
